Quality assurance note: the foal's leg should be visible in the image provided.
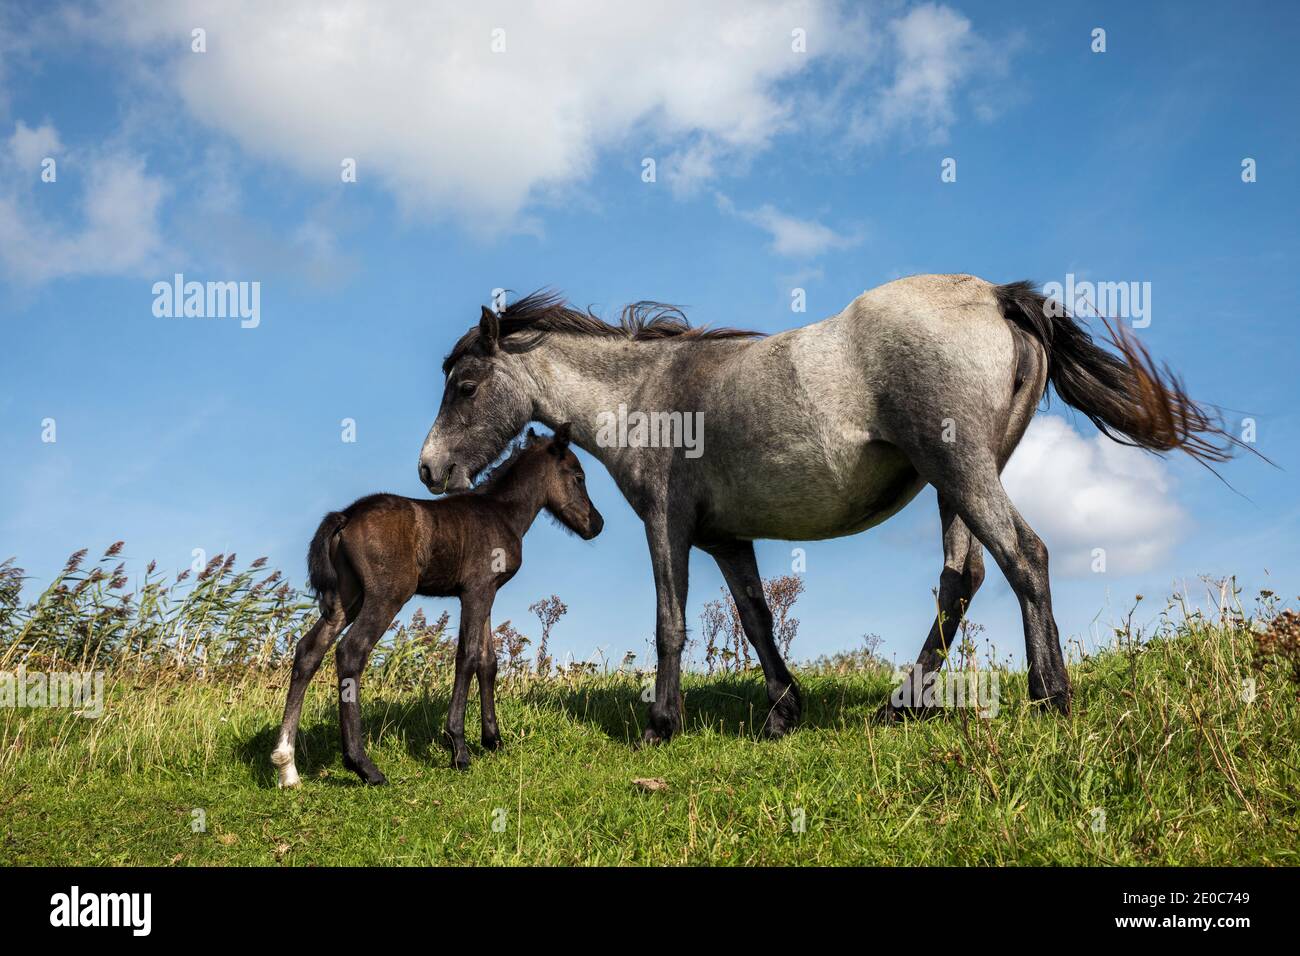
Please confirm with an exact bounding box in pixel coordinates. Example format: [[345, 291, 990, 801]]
[[642, 513, 693, 745], [477, 618, 502, 751], [880, 496, 985, 721], [447, 589, 492, 770], [705, 539, 802, 738], [271, 604, 348, 787], [336, 594, 406, 785]]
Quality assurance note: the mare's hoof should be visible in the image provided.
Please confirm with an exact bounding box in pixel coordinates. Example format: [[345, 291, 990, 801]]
[[639, 717, 680, 748], [1028, 691, 1072, 716], [761, 685, 802, 739], [1028, 673, 1072, 715], [481, 734, 502, 752], [873, 703, 942, 724]]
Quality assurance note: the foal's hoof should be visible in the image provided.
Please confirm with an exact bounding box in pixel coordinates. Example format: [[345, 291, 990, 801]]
[[447, 730, 473, 769], [275, 766, 302, 789], [481, 733, 502, 752], [270, 748, 301, 788], [343, 755, 389, 786], [761, 685, 802, 739], [872, 702, 902, 725]]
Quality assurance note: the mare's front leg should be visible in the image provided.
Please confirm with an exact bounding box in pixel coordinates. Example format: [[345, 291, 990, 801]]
[[447, 588, 493, 770], [478, 618, 502, 751], [642, 511, 692, 745]]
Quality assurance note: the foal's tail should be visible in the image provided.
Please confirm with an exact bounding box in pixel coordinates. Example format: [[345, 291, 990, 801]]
[[994, 280, 1245, 465], [307, 511, 348, 615]]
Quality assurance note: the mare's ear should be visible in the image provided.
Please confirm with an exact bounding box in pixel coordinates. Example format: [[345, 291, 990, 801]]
[[550, 422, 573, 455], [479, 305, 500, 355]]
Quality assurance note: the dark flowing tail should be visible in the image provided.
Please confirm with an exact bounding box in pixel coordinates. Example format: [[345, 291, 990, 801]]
[[307, 511, 348, 615], [994, 280, 1245, 465]]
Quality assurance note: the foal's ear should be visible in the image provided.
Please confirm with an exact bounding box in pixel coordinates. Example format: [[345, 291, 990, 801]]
[[479, 305, 500, 355], [551, 422, 573, 455]]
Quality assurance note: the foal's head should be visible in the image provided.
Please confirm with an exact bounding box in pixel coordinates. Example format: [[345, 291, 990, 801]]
[[527, 424, 604, 540]]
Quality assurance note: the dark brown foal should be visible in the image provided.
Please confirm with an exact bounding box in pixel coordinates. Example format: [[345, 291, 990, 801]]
[[271, 425, 602, 786]]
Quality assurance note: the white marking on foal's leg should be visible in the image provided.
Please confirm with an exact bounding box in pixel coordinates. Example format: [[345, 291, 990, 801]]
[[271, 734, 301, 788]]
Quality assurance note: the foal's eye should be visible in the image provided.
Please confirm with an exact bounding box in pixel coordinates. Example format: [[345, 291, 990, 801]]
[[458, 381, 477, 398]]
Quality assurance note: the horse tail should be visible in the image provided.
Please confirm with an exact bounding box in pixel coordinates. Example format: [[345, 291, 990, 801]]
[[307, 511, 348, 616], [993, 280, 1243, 465]]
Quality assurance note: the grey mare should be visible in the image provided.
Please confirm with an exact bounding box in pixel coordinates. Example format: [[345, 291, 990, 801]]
[[418, 274, 1238, 742]]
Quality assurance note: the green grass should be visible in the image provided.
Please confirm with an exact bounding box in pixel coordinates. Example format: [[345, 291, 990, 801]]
[[3, 608, 1298, 866]]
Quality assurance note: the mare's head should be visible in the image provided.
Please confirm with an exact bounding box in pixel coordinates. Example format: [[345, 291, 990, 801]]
[[417, 302, 534, 493], [417, 290, 759, 493]]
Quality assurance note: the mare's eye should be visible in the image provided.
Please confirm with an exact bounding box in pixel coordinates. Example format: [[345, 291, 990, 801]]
[[458, 381, 477, 398]]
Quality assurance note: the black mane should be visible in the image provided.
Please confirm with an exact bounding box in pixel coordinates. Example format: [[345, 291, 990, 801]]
[[442, 289, 763, 373]]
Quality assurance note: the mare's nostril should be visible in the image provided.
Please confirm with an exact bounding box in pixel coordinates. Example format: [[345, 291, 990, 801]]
[[419, 463, 432, 487]]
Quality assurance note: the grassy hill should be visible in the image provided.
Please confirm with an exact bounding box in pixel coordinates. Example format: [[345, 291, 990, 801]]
[[3, 566, 1297, 864]]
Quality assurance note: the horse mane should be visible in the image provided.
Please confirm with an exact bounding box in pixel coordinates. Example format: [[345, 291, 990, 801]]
[[442, 289, 764, 373]]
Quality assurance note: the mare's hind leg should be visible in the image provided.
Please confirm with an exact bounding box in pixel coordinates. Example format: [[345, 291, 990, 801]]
[[893, 421, 1070, 713], [879, 496, 985, 722], [934, 461, 1069, 712], [478, 618, 502, 751], [336, 594, 406, 785], [705, 539, 802, 738], [271, 604, 348, 787]]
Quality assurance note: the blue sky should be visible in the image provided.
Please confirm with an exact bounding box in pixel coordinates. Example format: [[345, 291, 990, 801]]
[[2, 0, 1297, 670]]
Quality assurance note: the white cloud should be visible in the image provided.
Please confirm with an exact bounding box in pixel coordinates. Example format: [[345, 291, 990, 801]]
[[1001, 415, 1186, 576], [85, 0, 1002, 231], [8, 121, 62, 168], [852, 3, 991, 144], [0, 1, 1009, 283], [717, 193, 860, 258], [94, 0, 843, 232], [0, 125, 166, 282], [744, 202, 859, 257], [664, 139, 725, 199]]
